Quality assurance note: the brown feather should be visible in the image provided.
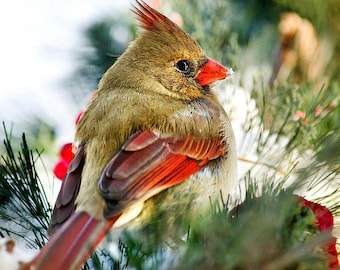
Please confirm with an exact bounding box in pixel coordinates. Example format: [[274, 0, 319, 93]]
[[48, 144, 85, 235]]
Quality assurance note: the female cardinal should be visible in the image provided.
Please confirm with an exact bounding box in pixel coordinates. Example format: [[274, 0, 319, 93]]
[[24, 1, 237, 269]]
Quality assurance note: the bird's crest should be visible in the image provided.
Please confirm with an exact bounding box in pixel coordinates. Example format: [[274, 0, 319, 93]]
[[132, 0, 179, 33]]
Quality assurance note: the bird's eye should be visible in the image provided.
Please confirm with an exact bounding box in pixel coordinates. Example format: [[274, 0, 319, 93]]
[[175, 60, 190, 73]]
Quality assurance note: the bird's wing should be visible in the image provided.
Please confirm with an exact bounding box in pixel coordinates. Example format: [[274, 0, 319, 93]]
[[98, 130, 224, 219], [49, 130, 224, 232], [48, 144, 85, 235], [33, 131, 224, 270]]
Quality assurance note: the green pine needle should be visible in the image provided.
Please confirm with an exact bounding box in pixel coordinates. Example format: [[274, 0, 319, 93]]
[[0, 123, 51, 249]]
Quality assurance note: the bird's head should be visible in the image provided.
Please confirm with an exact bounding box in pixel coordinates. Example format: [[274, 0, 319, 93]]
[[103, 0, 232, 101]]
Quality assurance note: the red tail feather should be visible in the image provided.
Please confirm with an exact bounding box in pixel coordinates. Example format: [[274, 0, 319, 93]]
[[24, 212, 119, 270]]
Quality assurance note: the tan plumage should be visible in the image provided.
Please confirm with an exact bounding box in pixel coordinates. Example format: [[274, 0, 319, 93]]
[[72, 0, 236, 226], [23, 1, 237, 269]]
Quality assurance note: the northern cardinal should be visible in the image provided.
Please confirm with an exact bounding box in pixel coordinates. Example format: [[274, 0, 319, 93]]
[[24, 1, 237, 269]]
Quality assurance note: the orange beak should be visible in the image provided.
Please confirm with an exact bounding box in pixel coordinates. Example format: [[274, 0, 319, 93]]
[[196, 58, 231, 86]]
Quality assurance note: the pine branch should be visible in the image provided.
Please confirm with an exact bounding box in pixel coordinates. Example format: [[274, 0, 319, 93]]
[[0, 123, 51, 249]]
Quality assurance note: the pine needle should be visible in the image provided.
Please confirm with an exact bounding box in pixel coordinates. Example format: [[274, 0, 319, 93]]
[[0, 123, 51, 249]]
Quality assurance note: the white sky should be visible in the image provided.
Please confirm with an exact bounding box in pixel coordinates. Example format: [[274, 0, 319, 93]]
[[0, 0, 130, 143]]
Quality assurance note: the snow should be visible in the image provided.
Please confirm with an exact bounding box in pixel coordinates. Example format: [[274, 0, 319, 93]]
[[0, 238, 35, 270]]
